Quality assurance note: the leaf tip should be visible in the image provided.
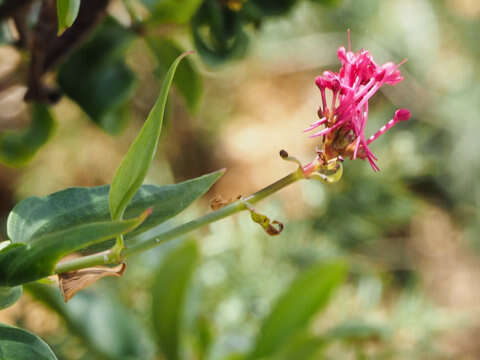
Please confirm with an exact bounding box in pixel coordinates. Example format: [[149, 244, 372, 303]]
[[141, 207, 153, 219], [178, 50, 196, 62]]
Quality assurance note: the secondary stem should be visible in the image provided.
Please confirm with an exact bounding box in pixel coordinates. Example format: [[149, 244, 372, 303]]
[[54, 168, 304, 274]]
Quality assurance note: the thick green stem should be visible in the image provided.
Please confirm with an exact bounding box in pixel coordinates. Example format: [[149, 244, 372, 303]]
[[54, 168, 304, 274]]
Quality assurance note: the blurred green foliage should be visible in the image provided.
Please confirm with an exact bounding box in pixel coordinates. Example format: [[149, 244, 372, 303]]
[[1, 0, 478, 358]]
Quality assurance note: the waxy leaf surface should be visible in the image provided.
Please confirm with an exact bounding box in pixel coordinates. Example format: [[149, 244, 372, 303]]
[[0, 213, 147, 286], [0, 323, 57, 360], [8, 170, 223, 244], [0, 285, 22, 310]]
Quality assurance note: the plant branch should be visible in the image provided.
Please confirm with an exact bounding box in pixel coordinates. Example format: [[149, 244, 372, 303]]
[[54, 168, 304, 274]]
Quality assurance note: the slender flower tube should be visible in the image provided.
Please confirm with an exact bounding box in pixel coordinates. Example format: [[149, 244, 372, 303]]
[[304, 31, 411, 171]]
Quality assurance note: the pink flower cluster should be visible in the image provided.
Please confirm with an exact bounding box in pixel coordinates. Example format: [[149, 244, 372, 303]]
[[305, 33, 410, 171]]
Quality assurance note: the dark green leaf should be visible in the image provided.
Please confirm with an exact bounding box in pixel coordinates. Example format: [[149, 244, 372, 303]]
[[143, 0, 203, 24], [248, 261, 347, 359], [8, 170, 224, 244], [0, 323, 57, 360], [243, 0, 297, 18], [152, 239, 199, 360], [57, 17, 136, 134], [58, 59, 135, 135], [0, 103, 56, 167], [0, 212, 148, 286], [192, 0, 249, 66], [56, 0, 81, 35], [0, 285, 22, 309], [147, 37, 202, 112], [109, 51, 192, 220], [25, 283, 153, 360]]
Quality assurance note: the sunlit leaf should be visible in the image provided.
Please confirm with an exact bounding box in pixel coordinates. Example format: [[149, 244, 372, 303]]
[[0, 323, 57, 360], [25, 283, 153, 360], [7, 169, 224, 245], [0, 103, 56, 167], [0, 285, 22, 309], [147, 37, 202, 112], [56, 0, 81, 35], [248, 261, 347, 359], [109, 51, 192, 220], [0, 212, 148, 286], [152, 239, 199, 360]]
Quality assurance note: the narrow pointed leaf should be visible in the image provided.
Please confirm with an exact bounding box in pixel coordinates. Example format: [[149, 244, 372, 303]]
[[0, 323, 57, 360], [57, 0, 81, 35], [248, 261, 347, 359], [25, 283, 153, 360], [0, 212, 148, 286], [0, 285, 22, 309], [147, 37, 203, 112], [152, 240, 199, 360], [8, 169, 223, 244], [109, 51, 192, 220]]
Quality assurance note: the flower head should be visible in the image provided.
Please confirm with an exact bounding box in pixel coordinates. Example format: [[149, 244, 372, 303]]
[[304, 31, 410, 172]]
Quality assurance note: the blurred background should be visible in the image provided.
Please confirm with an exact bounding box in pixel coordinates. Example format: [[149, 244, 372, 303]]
[[1, 0, 479, 358]]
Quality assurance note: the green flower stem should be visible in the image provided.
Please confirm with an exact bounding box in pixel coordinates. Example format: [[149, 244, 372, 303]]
[[54, 168, 304, 274]]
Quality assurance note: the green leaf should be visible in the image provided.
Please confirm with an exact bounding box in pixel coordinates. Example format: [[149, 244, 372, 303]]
[[56, 0, 81, 35], [248, 261, 348, 359], [0, 103, 56, 167], [0, 285, 22, 309], [8, 169, 224, 244], [25, 283, 153, 360], [57, 17, 136, 134], [152, 239, 199, 360], [143, 0, 203, 24], [109, 51, 192, 220], [191, 1, 249, 66], [147, 37, 202, 112], [192, 315, 214, 360], [308, 0, 342, 6], [325, 320, 389, 343], [243, 0, 297, 18], [272, 332, 325, 360], [0, 212, 148, 286], [0, 323, 57, 360]]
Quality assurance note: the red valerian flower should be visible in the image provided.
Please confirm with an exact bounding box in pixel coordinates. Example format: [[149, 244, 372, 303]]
[[304, 31, 410, 172]]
